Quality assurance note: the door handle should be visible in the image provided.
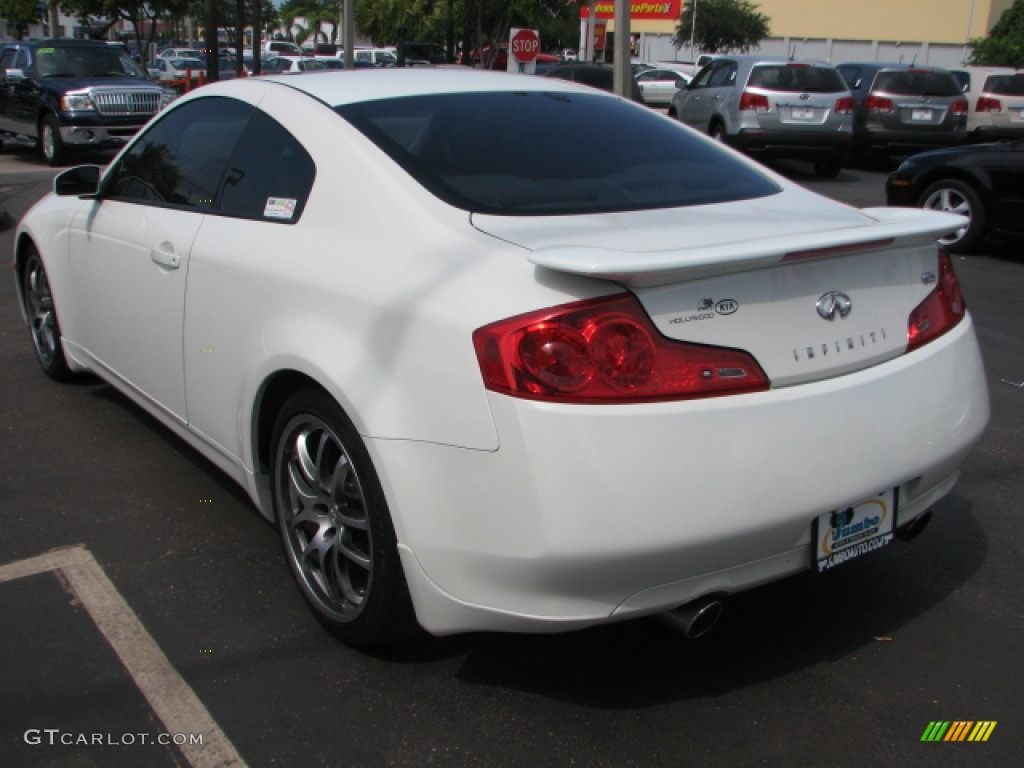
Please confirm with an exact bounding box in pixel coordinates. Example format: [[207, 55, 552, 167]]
[[150, 243, 180, 270]]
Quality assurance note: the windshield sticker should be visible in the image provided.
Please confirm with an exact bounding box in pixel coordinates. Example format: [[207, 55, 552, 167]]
[[38, 48, 55, 55], [264, 197, 297, 220]]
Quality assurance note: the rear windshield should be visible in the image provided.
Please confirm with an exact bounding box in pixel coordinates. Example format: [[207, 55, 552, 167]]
[[985, 73, 1024, 96], [874, 70, 961, 97], [748, 65, 847, 93], [335, 91, 780, 216]]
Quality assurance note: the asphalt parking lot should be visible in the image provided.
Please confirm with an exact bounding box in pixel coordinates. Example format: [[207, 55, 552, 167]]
[[1, 143, 1021, 768]]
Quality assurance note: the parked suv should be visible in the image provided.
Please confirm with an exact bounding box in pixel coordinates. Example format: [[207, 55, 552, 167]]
[[836, 62, 967, 156], [0, 39, 175, 165], [957, 66, 1024, 142], [669, 56, 854, 178]]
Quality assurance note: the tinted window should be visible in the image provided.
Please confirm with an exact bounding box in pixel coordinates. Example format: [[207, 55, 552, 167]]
[[986, 74, 1024, 96], [748, 65, 847, 93], [708, 62, 737, 87], [874, 70, 961, 97], [218, 110, 316, 223], [105, 97, 252, 208], [337, 91, 779, 216], [837, 66, 863, 90]]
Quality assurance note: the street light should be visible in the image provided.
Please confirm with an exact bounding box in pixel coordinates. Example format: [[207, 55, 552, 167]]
[[689, 0, 698, 58]]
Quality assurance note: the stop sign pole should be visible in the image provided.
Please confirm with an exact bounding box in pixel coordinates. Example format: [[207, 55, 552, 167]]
[[508, 28, 541, 74]]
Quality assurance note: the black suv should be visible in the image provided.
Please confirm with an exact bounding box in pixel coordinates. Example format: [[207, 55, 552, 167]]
[[0, 39, 175, 165]]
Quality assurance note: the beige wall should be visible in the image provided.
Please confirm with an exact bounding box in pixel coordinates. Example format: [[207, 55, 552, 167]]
[[757, 0, 1012, 45], [619, 0, 1014, 44]]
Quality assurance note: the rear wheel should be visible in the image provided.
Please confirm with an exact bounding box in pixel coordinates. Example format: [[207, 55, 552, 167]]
[[918, 178, 986, 252], [22, 245, 73, 381], [709, 122, 727, 143], [271, 389, 417, 647]]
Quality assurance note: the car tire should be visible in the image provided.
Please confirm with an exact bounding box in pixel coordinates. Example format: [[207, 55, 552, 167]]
[[39, 115, 67, 167], [271, 389, 417, 647], [22, 245, 73, 381], [709, 122, 727, 143], [918, 178, 986, 252], [813, 159, 843, 179]]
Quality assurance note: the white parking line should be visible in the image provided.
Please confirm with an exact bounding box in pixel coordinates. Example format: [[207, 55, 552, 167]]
[[0, 544, 247, 768]]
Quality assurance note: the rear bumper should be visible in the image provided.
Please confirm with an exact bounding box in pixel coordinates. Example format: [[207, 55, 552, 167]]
[[373, 318, 989, 635], [856, 126, 967, 154], [968, 124, 1024, 142], [732, 129, 852, 161]]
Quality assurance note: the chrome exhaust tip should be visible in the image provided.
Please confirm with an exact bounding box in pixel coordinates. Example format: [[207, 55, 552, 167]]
[[896, 509, 933, 542], [661, 597, 724, 640]]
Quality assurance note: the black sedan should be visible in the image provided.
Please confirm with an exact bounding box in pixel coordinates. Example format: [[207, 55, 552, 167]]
[[885, 139, 1024, 252]]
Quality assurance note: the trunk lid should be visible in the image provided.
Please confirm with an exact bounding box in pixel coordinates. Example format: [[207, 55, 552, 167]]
[[472, 189, 963, 387]]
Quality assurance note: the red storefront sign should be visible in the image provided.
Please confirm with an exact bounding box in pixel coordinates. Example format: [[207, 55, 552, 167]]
[[579, 1, 682, 20]]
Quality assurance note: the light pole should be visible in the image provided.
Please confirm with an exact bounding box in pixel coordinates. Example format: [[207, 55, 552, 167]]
[[689, 0, 698, 60]]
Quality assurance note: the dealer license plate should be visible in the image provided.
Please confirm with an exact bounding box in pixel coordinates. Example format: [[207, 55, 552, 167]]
[[812, 489, 896, 573], [911, 108, 934, 122]]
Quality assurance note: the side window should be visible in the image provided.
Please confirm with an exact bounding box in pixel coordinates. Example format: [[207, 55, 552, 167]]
[[0, 49, 17, 71], [105, 97, 253, 209], [691, 65, 714, 88], [708, 62, 736, 88], [217, 109, 315, 223], [15, 49, 31, 71]]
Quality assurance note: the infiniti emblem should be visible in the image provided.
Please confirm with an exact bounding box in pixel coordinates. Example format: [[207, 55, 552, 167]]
[[816, 291, 852, 321]]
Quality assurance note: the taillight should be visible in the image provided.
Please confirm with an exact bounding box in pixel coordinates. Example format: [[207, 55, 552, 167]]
[[834, 96, 855, 115], [976, 96, 1002, 112], [865, 95, 894, 113], [907, 251, 966, 352], [951, 98, 969, 115], [473, 294, 770, 404], [739, 91, 771, 111]]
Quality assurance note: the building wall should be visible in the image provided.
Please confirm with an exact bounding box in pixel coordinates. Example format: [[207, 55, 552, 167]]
[[619, 0, 1016, 67]]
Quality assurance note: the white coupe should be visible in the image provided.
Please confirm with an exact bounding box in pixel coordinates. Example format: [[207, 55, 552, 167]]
[[14, 69, 989, 646]]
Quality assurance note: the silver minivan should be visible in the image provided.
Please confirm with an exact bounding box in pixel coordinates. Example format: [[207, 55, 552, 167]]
[[836, 63, 968, 155], [670, 56, 854, 177]]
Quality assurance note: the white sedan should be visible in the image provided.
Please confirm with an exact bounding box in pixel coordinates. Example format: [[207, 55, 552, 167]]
[[147, 57, 206, 82], [635, 67, 691, 106], [14, 70, 989, 647]]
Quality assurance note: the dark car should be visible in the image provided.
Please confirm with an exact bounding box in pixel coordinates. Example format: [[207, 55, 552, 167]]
[[837, 62, 967, 156], [543, 62, 645, 103], [885, 138, 1024, 251], [0, 39, 175, 165]]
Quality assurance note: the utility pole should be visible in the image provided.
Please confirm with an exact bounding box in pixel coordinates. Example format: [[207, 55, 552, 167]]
[[613, 0, 631, 98]]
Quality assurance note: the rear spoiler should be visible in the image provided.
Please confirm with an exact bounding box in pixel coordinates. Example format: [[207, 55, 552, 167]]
[[528, 208, 963, 287]]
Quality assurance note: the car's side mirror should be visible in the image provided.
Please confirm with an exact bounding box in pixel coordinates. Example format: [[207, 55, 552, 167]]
[[54, 165, 102, 197], [3, 68, 26, 84]]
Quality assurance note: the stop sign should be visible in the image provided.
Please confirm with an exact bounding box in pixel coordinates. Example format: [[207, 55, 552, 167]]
[[510, 29, 540, 63]]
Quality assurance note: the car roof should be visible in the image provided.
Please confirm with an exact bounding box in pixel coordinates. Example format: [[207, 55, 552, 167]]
[[246, 68, 593, 106], [840, 62, 951, 71]]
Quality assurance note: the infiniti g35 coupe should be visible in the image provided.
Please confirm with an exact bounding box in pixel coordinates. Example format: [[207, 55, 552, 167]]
[[14, 69, 989, 647]]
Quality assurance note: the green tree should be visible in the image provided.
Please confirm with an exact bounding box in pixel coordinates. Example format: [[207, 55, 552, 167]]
[[0, 0, 43, 39], [969, 0, 1024, 66], [674, 0, 770, 55], [278, 0, 337, 43]]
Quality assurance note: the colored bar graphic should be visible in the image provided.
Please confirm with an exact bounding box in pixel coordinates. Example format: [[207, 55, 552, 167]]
[[968, 722, 997, 742], [921, 720, 996, 742]]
